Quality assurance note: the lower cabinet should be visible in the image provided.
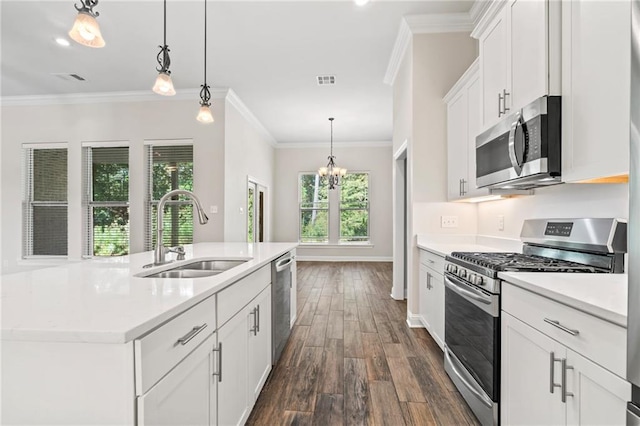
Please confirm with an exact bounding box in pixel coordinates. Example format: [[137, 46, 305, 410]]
[[502, 312, 630, 425], [138, 332, 218, 426], [248, 286, 272, 404], [418, 250, 445, 350]]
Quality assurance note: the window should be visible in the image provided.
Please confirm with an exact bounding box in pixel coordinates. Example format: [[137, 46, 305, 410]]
[[299, 173, 329, 243], [84, 146, 130, 256], [339, 173, 370, 242], [23, 145, 68, 257], [146, 144, 194, 250]]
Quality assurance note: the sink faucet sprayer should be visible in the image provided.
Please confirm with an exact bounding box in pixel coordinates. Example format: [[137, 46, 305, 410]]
[[154, 189, 209, 265]]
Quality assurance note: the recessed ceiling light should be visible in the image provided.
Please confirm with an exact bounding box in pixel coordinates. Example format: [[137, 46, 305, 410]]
[[55, 37, 71, 47], [354, 0, 370, 6]]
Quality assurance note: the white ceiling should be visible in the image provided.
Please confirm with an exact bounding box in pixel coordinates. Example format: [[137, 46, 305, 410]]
[[1, 0, 473, 143]]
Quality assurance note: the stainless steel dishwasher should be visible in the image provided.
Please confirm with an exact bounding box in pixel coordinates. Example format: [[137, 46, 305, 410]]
[[271, 252, 293, 364]]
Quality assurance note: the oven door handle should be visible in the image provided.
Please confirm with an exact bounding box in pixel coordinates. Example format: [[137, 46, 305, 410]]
[[444, 346, 493, 409], [444, 274, 492, 305]]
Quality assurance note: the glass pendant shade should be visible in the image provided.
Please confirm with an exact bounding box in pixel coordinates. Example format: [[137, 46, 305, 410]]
[[318, 167, 328, 177], [197, 104, 214, 123], [68, 12, 105, 48], [152, 71, 176, 96]]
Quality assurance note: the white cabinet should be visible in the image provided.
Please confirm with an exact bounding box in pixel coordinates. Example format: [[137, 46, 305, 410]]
[[248, 286, 272, 404], [561, 0, 631, 182], [138, 332, 217, 426], [445, 60, 490, 201], [418, 250, 445, 349], [475, 0, 561, 129], [501, 283, 631, 425]]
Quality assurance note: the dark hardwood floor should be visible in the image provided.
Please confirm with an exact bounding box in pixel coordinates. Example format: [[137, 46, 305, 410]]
[[247, 261, 480, 426]]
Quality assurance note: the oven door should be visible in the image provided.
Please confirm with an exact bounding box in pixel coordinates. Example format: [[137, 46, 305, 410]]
[[444, 272, 500, 401]]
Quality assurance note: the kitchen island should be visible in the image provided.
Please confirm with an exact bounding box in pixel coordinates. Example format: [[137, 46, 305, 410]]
[[1, 242, 298, 425]]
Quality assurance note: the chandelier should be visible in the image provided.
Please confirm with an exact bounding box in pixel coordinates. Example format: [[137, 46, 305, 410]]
[[196, 0, 214, 123], [318, 117, 346, 189], [152, 0, 176, 96]]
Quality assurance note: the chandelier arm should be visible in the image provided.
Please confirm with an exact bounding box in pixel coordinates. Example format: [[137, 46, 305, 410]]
[[74, 0, 99, 17]]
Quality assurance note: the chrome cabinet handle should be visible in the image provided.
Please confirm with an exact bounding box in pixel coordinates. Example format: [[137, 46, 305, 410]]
[[250, 307, 258, 336], [561, 358, 574, 403], [461, 179, 467, 195], [498, 92, 504, 117], [176, 323, 208, 346], [212, 342, 222, 382], [502, 89, 510, 113], [544, 318, 580, 336], [256, 304, 260, 333], [426, 273, 431, 290], [549, 352, 562, 393]]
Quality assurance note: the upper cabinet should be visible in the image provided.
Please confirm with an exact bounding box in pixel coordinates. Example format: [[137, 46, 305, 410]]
[[561, 0, 631, 182], [474, 0, 561, 130], [445, 59, 490, 201]]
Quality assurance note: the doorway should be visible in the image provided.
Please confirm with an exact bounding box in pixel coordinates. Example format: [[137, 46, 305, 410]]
[[392, 142, 408, 300], [247, 179, 266, 242]]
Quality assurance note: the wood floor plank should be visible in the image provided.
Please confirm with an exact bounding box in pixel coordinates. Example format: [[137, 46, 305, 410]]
[[375, 318, 400, 344], [280, 325, 311, 368], [285, 346, 324, 412], [368, 380, 406, 425], [316, 295, 332, 315], [361, 332, 392, 382], [382, 342, 405, 358], [281, 410, 313, 426], [357, 304, 377, 333], [344, 319, 364, 358], [318, 338, 344, 394], [401, 402, 438, 426], [296, 301, 317, 326], [330, 293, 344, 311], [312, 394, 344, 426], [326, 310, 344, 340], [344, 300, 359, 321], [387, 356, 427, 402], [306, 314, 328, 347], [344, 358, 370, 425]]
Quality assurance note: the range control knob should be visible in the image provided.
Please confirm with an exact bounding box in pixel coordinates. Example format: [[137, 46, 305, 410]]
[[458, 269, 467, 278], [468, 273, 477, 283], [448, 265, 458, 274], [473, 275, 484, 286]]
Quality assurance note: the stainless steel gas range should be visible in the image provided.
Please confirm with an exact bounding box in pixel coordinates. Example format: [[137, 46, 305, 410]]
[[442, 218, 627, 426]]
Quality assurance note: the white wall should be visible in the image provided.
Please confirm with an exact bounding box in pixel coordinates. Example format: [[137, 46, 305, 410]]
[[273, 144, 393, 260], [223, 98, 276, 242], [1, 97, 226, 274], [477, 183, 629, 238]]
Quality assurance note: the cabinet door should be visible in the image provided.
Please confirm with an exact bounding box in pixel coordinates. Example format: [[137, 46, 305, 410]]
[[248, 286, 273, 404], [447, 89, 469, 200], [418, 265, 430, 329], [501, 312, 566, 425], [565, 349, 631, 426], [508, 0, 548, 111], [138, 332, 216, 426], [465, 73, 489, 198], [218, 309, 249, 426], [562, 0, 630, 182], [429, 271, 445, 350], [480, 8, 508, 128]]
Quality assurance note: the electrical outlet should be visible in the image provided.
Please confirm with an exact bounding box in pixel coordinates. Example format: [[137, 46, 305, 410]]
[[441, 215, 459, 228], [497, 215, 505, 231], [210, 205, 218, 214]]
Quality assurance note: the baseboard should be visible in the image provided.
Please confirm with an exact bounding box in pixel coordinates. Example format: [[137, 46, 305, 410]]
[[296, 256, 393, 262], [406, 311, 424, 328]]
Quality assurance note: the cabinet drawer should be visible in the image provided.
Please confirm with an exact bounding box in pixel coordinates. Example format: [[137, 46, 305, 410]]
[[218, 265, 271, 327], [419, 249, 445, 274], [502, 283, 626, 378], [135, 296, 217, 395]]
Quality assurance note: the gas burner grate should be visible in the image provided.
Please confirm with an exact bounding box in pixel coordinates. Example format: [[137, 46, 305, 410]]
[[449, 252, 598, 273]]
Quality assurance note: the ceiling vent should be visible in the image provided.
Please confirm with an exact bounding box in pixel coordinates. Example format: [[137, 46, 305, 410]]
[[317, 75, 336, 86], [51, 73, 86, 82]]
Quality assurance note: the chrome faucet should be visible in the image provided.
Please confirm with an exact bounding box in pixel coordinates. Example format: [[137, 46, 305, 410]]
[[154, 189, 209, 265]]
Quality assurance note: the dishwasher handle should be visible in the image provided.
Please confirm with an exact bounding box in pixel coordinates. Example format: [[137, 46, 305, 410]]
[[275, 257, 293, 272]]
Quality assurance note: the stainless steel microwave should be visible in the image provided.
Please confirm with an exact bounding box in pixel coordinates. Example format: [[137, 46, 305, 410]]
[[475, 96, 561, 189]]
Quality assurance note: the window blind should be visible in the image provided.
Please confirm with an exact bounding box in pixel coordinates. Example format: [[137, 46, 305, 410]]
[[23, 147, 68, 257]]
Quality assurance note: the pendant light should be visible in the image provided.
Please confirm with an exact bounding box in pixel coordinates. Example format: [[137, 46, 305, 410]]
[[196, 0, 214, 123], [68, 0, 105, 48], [318, 117, 347, 190], [152, 0, 176, 96]]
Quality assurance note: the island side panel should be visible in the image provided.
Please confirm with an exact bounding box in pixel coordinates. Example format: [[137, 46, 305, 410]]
[[2, 340, 135, 425]]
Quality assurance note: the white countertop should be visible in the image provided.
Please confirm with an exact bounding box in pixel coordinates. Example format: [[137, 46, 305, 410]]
[[416, 234, 522, 257], [1, 242, 297, 344], [499, 272, 628, 327]]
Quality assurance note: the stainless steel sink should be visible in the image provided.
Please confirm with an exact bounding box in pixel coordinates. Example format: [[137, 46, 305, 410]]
[[175, 259, 247, 272], [139, 259, 248, 279]]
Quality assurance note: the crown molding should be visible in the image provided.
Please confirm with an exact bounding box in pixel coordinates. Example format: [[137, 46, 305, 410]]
[[469, 0, 492, 29], [470, 0, 507, 39], [443, 57, 479, 103], [384, 12, 474, 86], [276, 140, 391, 149], [0, 88, 229, 107], [224, 89, 277, 147]]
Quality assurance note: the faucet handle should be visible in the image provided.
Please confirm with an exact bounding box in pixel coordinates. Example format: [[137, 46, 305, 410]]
[[168, 245, 186, 260]]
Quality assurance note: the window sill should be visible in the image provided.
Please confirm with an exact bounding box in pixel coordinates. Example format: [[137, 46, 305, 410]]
[[298, 242, 374, 248], [18, 257, 78, 267]]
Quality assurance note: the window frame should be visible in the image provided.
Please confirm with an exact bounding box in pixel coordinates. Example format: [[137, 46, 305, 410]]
[[338, 172, 370, 243], [22, 143, 69, 258], [83, 142, 130, 257], [298, 172, 330, 244]]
